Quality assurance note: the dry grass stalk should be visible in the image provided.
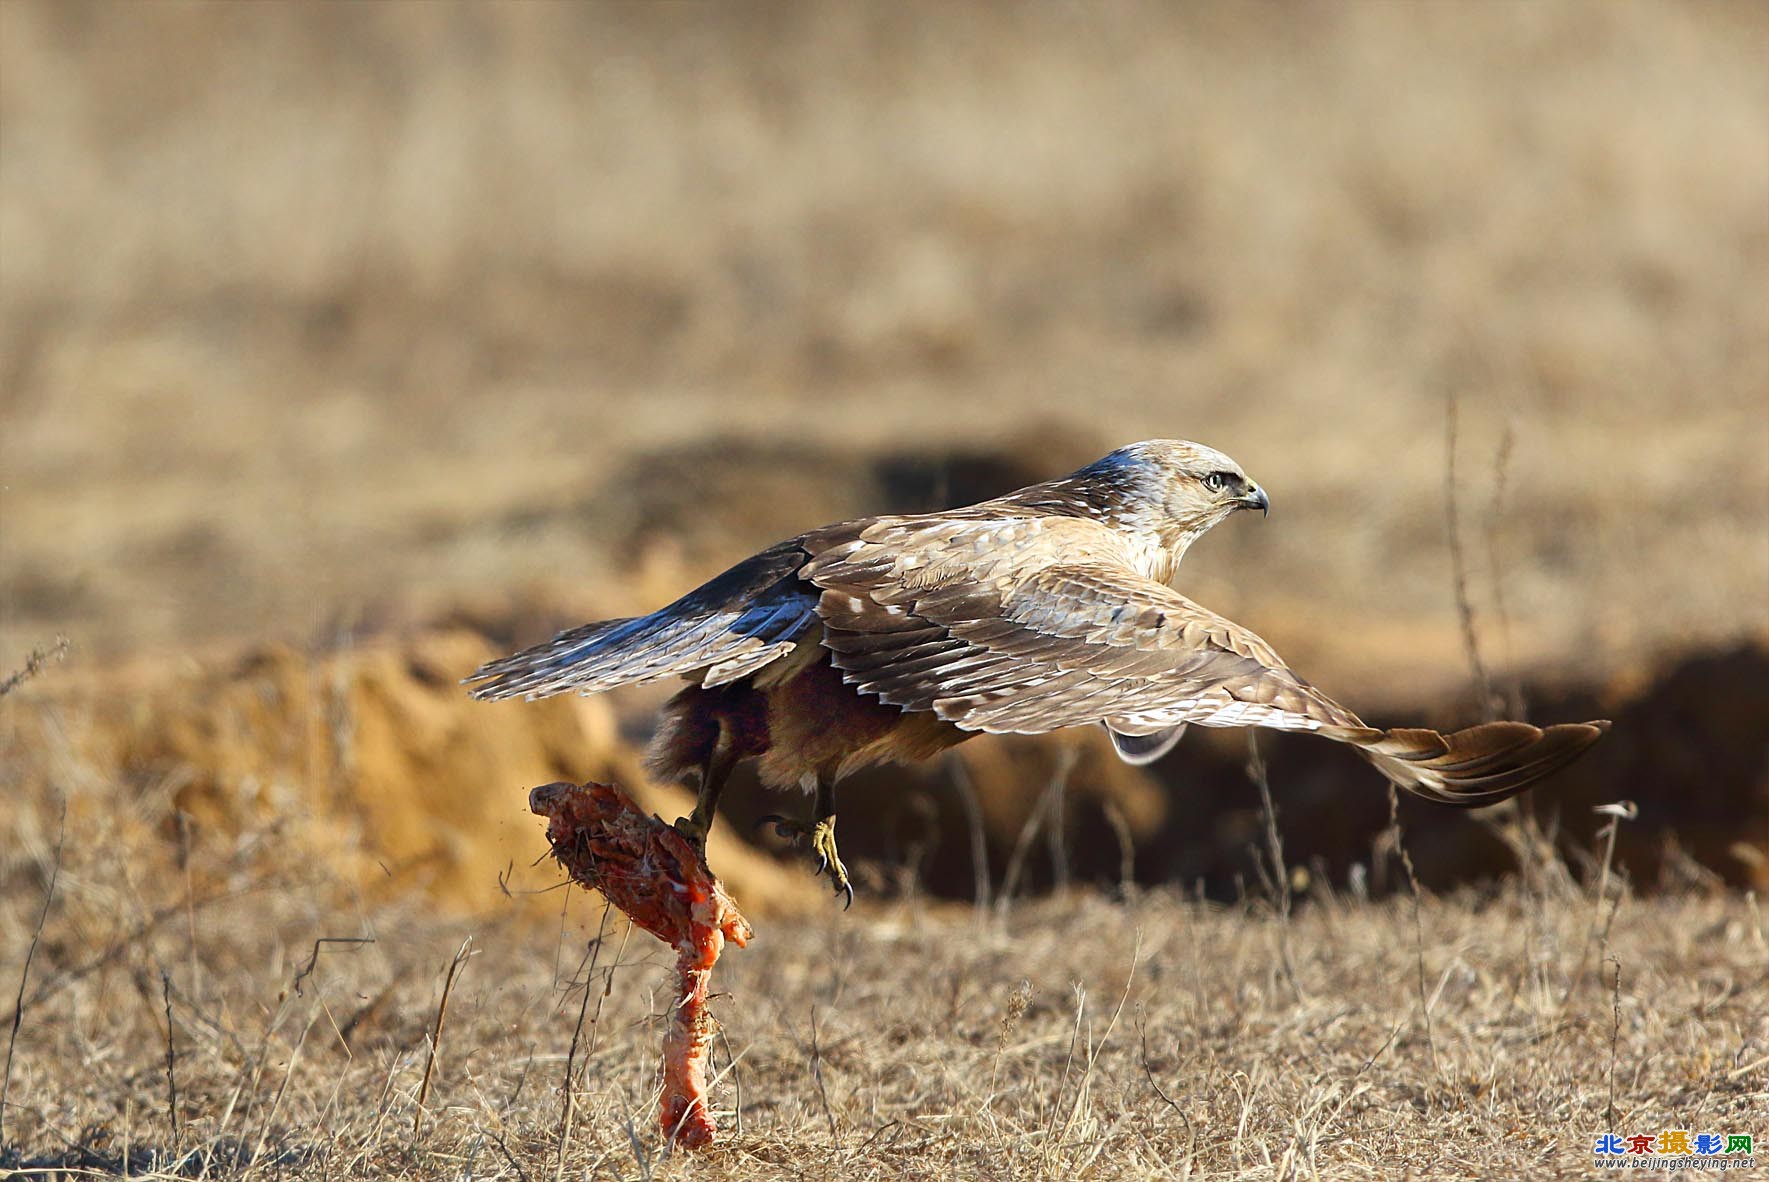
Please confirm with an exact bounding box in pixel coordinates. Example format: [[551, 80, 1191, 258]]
[[0, 802, 64, 1146], [992, 979, 1033, 1092], [1100, 799, 1137, 897], [1387, 783, 1440, 1077], [1484, 418, 1522, 718], [1443, 388, 1497, 721], [556, 906, 613, 1177], [996, 745, 1080, 919], [807, 1006, 839, 1143], [1248, 733, 1304, 1004], [1053, 933, 1138, 1159], [160, 970, 180, 1144], [0, 636, 70, 700], [1605, 957, 1624, 1130], [1563, 801, 1639, 1005], [945, 755, 994, 917], [413, 937, 474, 1136], [292, 936, 376, 997]]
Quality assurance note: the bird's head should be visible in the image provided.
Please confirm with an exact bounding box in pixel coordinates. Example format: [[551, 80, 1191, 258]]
[[1138, 438, 1269, 525], [1066, 439, 1269, 578]]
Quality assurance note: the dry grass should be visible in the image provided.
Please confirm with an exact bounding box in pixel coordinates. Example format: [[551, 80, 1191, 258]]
[[3, 767, 1766, 1181], [2, 4, 1767, 1178]]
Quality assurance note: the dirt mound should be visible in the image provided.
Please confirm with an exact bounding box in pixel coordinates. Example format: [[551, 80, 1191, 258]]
[[2, 630, 819, 917]]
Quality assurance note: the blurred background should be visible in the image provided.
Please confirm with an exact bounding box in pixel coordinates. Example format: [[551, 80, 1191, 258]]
[[3, 1, 1766, 915]]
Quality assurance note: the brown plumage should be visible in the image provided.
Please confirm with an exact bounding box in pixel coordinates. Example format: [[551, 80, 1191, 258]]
[[467, 440, 1609, 899]]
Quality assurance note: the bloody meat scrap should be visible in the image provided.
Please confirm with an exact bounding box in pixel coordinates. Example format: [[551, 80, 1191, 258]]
[[529, 781, 752, 1150]]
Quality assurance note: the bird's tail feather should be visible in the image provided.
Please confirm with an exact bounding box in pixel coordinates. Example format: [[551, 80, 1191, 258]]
[[1336, 718, 1610, 807]]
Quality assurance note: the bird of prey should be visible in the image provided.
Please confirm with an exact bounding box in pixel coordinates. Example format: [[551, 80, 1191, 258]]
[[467, 440, 1608, 905]]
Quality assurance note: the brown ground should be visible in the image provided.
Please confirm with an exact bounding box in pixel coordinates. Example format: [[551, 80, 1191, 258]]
[[3, 1, 1766, 690], [3, 2, 1767, 1177], [3, 788, 1765, 1180]]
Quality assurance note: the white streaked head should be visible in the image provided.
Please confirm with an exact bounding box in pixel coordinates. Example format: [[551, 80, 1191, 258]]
[[1070, 440, 1271, 577]]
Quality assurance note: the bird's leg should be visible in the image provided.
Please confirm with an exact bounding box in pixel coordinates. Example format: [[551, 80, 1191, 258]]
[[674, 724, 737, 854], [758, 775, 852, 909]]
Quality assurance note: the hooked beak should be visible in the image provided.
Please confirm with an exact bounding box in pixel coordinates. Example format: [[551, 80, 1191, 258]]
[[1239, 484, 1270, 517]]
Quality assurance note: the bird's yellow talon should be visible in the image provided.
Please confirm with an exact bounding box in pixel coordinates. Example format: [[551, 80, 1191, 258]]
[[762, 814, 852, 906], [809, 818, 851, 906]]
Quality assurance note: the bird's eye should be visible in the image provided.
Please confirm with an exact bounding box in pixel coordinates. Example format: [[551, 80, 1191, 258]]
[[1202, 472, 1232, 493]]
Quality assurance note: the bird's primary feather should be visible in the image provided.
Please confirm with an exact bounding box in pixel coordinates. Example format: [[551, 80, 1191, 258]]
[[464, 540, 817, 701]]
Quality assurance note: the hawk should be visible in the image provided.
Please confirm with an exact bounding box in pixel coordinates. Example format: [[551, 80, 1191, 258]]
[[468, 440, 1608, 904]]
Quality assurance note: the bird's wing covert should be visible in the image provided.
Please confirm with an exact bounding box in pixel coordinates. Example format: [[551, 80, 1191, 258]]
[[801, 520, 1362, 737]]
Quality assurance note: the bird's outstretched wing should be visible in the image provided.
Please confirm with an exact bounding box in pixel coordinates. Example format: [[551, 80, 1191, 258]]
[[464, 540, 818, 701], [802, 522, 1607, 805], [804, 525, 1357, 737]]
